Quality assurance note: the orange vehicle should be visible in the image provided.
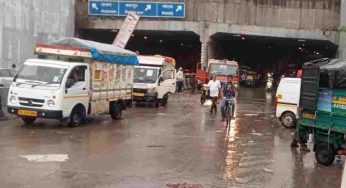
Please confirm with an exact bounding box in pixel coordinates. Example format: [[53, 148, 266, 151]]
[[196, 59, 240, 89]]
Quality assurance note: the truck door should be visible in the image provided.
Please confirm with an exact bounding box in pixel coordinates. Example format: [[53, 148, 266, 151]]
[[158, 69, 176, 98], [63, 65, 90, 116]]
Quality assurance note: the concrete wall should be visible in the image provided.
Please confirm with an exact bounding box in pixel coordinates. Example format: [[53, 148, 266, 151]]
[[0, 0, 75, 68], [76, 0, 340, 62], [77, 0, 340, 31]]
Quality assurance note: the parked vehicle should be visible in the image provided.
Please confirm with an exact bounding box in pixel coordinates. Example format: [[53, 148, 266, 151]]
[[196, 59, 239, 90], [7, 38, 138, 126], [275, 78, 301, 128], [200, 84, 210, 104], [298, 58, 346, 166], [132, 55, 176, 107], [0, 69, 16, 87]]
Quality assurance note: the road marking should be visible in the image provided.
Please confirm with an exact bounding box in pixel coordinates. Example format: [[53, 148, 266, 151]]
[[19, 154, 69, 162]]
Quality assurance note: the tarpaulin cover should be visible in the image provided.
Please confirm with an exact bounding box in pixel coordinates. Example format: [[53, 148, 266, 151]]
[[304, 58, 346, 88], [51, 38, 139, 65]]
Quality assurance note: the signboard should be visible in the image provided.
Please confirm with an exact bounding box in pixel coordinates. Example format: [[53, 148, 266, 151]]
[[332, 90, 346, 112], [113, 12, 140, 48], [88, 1, 185, 18]]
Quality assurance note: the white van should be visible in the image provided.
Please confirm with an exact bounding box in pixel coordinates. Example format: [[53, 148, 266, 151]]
[[133, 56, 176, 107], [275, 78, 301, 128]]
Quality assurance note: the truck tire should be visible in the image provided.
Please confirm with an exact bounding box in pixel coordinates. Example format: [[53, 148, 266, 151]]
[[315, 143, 336, 166], [22, 117, 36, 125], [69, 107, 85, 127], [281, 112, 296, 128], [111, 102, 122, 120]]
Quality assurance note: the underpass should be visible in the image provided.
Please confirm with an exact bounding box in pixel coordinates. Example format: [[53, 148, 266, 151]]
[[79, 29, 201, 71], [208, 33, 338, 75]]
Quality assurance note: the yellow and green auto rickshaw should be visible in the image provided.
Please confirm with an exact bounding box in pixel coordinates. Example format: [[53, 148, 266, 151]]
[[297, 58, 346, 166]]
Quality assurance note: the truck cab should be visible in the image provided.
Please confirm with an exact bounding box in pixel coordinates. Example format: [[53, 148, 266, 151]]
[[8, 59, 91, 125], [133, 55, 176, 107], [196, 59, 240, 89]]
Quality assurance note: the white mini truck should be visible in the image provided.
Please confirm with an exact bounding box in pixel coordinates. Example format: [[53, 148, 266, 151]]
[[132, 55, 177, 107], [7, 38, 138, 126]]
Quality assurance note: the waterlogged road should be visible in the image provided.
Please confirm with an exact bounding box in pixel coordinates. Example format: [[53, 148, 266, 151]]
[[0, 88, 343, 187]]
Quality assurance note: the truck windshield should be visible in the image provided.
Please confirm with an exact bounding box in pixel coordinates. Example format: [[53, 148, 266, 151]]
[[210, 64, 238, 76], [134, 67, 158, 84], [14, 64, 67, 86]]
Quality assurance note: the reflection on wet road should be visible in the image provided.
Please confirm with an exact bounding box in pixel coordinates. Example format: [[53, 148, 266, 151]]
[[0, 88, 343, 187]]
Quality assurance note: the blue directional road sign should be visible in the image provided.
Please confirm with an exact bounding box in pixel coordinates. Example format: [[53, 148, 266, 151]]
[[88, 1, 185, 18], [119, 2, 157, 17], [88, 1, 119, 16], [158, 3, 185, 18]]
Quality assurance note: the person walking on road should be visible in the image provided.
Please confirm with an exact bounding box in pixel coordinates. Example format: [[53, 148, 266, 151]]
[[190, 72, 196, 94], [177, 67, 184, 92], [207, 74, 221, 115]]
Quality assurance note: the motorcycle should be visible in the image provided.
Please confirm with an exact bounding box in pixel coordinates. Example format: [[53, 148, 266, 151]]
[[266, 78, 273, 92], [200, 84, 210, 104]]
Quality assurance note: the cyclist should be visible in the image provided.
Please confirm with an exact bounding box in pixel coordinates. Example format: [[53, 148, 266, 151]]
[[220, 75, 236, 122]]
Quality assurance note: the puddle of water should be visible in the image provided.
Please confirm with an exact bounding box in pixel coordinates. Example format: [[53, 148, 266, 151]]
[[251, 133, 263, 136], [244, 114, 259, 117], [147, 145, 165, 148], [19, 154, 69, 162]]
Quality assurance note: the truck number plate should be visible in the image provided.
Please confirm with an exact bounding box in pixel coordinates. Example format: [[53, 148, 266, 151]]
[[18, 110, 37, 117], [302, 113, 315, 119], [133, 92, 145, 97]]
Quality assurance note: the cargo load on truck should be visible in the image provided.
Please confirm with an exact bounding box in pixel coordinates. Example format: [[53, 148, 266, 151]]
[[8, 38, 139, 126]]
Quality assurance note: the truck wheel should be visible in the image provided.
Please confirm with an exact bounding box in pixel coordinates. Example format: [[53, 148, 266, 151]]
[[22, 117, 36, 125], [111, 103, 122, 120], [315, 143, 336, 166], [69, 108, 84, 127], [281, 112, 296, 128]]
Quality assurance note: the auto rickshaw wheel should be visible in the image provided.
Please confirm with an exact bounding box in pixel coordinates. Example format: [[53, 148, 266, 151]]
[[281, 112, 296, 128], [315, 143, 336, 166]]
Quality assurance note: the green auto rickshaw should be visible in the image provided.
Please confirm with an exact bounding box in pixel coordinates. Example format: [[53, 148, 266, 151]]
[[297, 58, 346, 166]]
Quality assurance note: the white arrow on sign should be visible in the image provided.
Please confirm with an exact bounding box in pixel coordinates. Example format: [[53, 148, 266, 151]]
[[176, 5, 182, 12], [145, 4, 152, 11], [92, 3, 99, 10]]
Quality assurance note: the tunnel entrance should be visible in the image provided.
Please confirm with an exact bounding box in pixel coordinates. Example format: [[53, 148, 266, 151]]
[[78, 29, 201, 71], [210, 33, 338, 77]]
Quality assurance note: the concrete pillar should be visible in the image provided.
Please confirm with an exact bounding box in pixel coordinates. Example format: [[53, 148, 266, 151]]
[[338, 0, 346, 60]]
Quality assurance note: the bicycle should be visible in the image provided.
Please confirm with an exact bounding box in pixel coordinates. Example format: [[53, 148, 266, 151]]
[[224, 98, 235, 127]]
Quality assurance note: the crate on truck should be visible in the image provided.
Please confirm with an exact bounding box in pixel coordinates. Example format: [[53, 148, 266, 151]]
[[7, 38, 139, 126]]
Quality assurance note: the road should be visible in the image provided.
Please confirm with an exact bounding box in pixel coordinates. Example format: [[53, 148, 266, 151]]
[[0, 88, 343, 188]]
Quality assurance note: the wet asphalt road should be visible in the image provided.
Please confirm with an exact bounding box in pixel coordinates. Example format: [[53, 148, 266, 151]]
[[0, 88, 344, 188]]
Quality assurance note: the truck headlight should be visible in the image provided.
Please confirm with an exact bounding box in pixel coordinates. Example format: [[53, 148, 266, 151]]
[[47, 100, 55, 107], [10, 96, 17, 104], [147, 88, 156, 93]]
